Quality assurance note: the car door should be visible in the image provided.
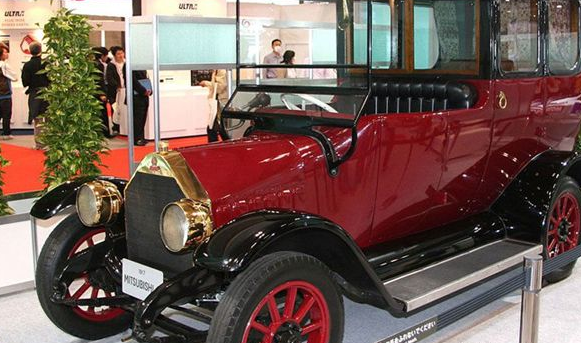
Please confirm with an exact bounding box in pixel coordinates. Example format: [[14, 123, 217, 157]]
[[477, 0, 547, 206], [422, 81, 495, 226], [371, 110, 447, 242], [540, 0, 581, 152]]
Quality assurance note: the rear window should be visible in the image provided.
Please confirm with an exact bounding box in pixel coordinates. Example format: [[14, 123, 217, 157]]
[[547, 0, 580, 73]]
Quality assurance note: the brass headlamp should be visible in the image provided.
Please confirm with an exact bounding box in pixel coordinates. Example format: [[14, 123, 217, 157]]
[[76, 180, 123, 227], [160, 199, 213, 253]]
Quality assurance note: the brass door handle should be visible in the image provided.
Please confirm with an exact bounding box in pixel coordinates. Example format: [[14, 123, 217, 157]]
[[498, 91, 508, 109]]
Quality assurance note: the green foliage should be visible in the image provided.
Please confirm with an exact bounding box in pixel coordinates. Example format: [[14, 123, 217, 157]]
[[0, 147, 14, 216], [39, 8, 107, 189]]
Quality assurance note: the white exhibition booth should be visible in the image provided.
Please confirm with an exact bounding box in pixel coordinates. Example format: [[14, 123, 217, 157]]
[[0, 0, 230, 138]]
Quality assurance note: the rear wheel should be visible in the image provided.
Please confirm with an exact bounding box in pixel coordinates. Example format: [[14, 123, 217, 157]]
[[36, 215, 131, 339], [207, 252, 344, 343], [543, 176, 581, 283]]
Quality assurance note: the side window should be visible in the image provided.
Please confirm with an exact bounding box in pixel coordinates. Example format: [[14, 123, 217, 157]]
[[548, 0, 580, 73], [414, 1, 477, 72], [499, 0, 539, 73], [371, 0, 405, 69]]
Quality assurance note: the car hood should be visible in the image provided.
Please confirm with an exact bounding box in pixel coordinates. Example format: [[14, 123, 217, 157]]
[[178, 132, 327, 228]]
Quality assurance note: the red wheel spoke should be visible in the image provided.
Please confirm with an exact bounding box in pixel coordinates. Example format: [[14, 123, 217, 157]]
[[565, 207, 574, 221], [560, 242, 566, 253], [251, 321, 271, 335], [548, 228, 558, 236], [561, 198, 569, 218], [548, 238, 558, 253], [550, 216, 559, 227], [267, 296, 281, 324], [67, 229, 126, 322], [71, 281, 91, 300], [293, 296, 316, 323], [302, 322, 322, 335], [283, 286, 298, 319]]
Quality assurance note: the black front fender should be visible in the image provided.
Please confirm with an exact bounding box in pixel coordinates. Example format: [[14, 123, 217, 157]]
[[194, 211, 405, 315], [30, 176, 128, 220]]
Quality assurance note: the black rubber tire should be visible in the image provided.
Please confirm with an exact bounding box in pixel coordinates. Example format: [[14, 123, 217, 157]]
[[543, 176, 581, 284], [35, 215, 132, 340], [207, 252, 344, 343]]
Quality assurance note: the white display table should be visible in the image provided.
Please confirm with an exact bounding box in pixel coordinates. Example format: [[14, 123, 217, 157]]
[[119, 84, 209, 140]]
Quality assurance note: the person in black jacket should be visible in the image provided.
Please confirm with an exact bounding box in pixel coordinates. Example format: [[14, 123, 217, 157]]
[[93, 47, 113, 138], [21, 41, 49, 148], [123, 65, 151, 146], [106, 46, 125, 134]]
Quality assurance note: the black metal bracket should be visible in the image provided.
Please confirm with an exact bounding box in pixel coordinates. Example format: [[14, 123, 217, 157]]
[[131, 266, 222, 343], [52, 294, 134, 308]]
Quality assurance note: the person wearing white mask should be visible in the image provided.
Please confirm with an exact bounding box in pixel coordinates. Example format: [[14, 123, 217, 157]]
[[263, 39, 283, 79]]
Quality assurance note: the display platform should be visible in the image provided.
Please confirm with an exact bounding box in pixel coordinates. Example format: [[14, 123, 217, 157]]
[[0, 263, 580, 343]]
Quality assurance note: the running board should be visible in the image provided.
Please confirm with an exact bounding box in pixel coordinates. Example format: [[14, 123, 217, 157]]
[[383, 239, 542, 312]]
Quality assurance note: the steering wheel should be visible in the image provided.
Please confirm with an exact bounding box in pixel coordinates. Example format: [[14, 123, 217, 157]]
[[280, 93, 338, 113]]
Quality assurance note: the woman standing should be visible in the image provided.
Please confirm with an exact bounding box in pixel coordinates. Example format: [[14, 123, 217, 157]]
[[200, 70, 229, 142], [281, 50, 297, 78]]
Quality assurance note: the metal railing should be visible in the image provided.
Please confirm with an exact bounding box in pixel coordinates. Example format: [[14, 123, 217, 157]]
[[520, 256, 543, 343]]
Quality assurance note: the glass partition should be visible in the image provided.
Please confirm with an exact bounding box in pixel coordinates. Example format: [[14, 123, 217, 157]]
[[237, 0, 370, 88], [128, 16, 236, 70]]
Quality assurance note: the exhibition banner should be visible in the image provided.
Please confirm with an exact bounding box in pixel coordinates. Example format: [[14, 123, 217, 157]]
[[142, 0, 227, 17], [0, 1, 56, 30], [63, 0, 132, 17]]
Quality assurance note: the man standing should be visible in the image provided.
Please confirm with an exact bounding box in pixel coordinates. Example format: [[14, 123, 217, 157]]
[[22, 42, 49, 123], [124, 66, 151, 146], [263, 39, 283, 79], [0, 44, 18, 140], [22, 41, 49, 148], [93, 47, 113, 137], [106, 46, 125, 135]]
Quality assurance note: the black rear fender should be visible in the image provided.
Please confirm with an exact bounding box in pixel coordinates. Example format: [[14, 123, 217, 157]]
[[492, 150, 581, 242], [30, 176, 128, 220], [194, 211, 405, 315]]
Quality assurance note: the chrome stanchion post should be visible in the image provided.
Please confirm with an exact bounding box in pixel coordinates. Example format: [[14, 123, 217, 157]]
[[30, 215, 38, 284], [519, 255, 543, 343]]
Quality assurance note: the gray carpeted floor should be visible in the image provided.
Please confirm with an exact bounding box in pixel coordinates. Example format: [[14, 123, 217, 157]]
[[0, 263, 579, 343]]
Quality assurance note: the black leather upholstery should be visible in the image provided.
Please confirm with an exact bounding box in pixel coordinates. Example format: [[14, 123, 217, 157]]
[[367, 80, 477, 114]]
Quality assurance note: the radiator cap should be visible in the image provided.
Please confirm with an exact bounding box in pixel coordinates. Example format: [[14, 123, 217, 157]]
[[159, 140, 170, 154]]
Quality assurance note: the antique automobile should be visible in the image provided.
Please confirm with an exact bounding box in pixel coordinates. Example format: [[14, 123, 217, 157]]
[[32, 0, 581, 342]]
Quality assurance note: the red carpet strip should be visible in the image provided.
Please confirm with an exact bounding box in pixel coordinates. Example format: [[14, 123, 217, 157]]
[[1, 136, 209, 195]]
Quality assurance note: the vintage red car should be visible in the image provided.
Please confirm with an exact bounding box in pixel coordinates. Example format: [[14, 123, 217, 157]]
[[32, 0, 581, 342]]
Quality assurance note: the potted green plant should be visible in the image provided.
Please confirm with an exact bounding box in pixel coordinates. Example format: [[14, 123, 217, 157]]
[[0, 149, 14, 216], [39, 8, 107, 189]]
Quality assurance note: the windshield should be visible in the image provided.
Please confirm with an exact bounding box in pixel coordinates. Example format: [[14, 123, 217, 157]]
[[225, 0, 371, 125]]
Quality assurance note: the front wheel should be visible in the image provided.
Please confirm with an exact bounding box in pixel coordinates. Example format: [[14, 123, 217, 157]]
[[35, 215, 132, 340], [543, 176, 581, 283], [207, 252, 344, 343]]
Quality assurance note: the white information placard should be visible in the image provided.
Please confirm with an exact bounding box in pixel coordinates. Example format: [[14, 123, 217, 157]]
[[122, 258, 164, 300]]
